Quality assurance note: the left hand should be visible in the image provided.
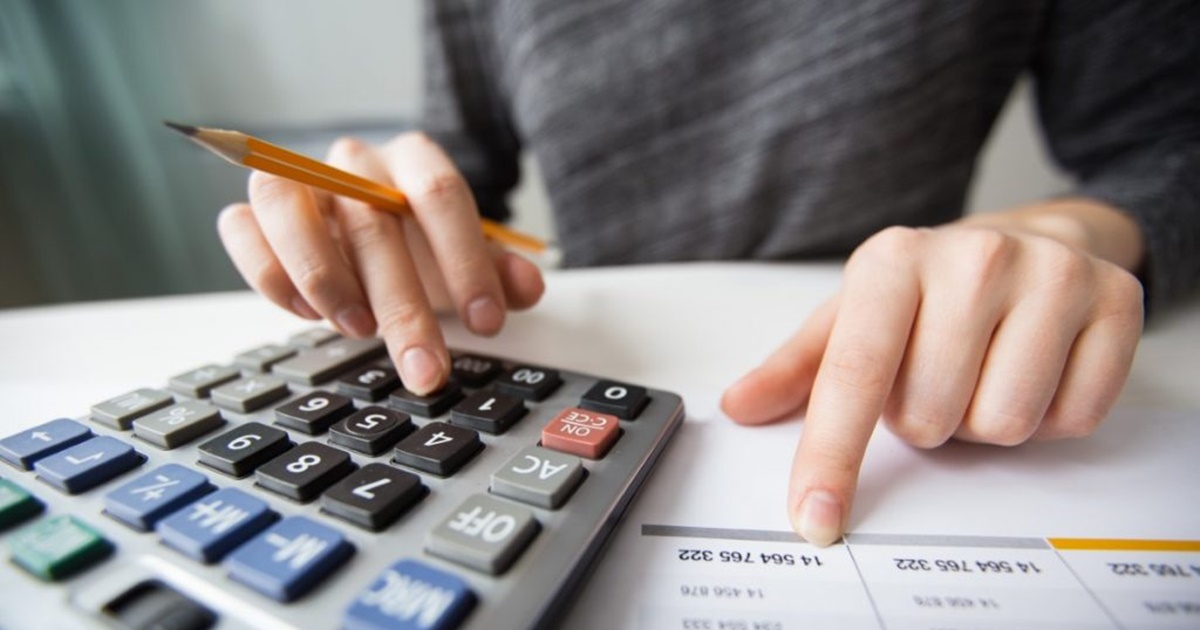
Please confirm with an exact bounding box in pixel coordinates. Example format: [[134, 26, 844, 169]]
[[720, 199, 1146, 546]]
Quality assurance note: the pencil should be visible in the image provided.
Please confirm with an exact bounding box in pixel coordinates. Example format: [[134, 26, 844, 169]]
[[164, 121, 547, 254]]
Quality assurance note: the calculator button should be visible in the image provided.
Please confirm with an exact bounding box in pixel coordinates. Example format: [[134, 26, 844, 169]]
[[449, 390, 526, 434], [0, 479, 44, 530], [288, 327, 341, 348], [541, 407, 621, 459], [393, 423, 482, 477], [156, 488, 276, 563], [168, 364, 241, 398], [274, 391, 354, 435], [0, 418, 93, 470], [104, 464, 214, 531], [321, 463, 424, 531], [450, 354, 503, 387], [427, 494, 539, 575], [329, 407, 414, 455], [8, 515, 113, 581], [272, 337, 386, 385], [494, 366, 562, 401], [210, 376, 290, 413], [388, 381, 464, 418], [34, 436, 143, 494], [226, 515, 355, 602], [580, 380, 650, 419], [344, 559, 476, 630], [91, 388, 175, 430], [337, 365, 402, 401], [256, 442, 355, 503], [235, 343, 298, 372], [132, 400, 225, 449], [197, 422, 292, 478], [491, 446, 584, 509]]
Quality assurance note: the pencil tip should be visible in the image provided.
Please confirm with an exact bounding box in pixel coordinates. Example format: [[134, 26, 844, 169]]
[[162, 120, 198, 136]]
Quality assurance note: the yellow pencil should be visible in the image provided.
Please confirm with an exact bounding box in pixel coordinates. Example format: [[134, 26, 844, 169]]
[[165, 122, 546, 254]]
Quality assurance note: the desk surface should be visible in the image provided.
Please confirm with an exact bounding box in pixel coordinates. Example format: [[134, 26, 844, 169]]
[[3, 262, 1198, 629]]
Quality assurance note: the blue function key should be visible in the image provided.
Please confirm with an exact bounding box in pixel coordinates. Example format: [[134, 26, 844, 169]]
[[226, 516, 354, 602], [0, 418, 93, 470], [344, 559, 476, 630], [104, 464, 215, 531], [157, 487, 276, 563], [34, 436, 143, 494]]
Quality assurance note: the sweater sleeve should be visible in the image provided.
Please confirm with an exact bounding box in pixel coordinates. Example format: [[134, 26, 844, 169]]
[[1032, 0, 1200, 314], [420, 0, 521, 223]]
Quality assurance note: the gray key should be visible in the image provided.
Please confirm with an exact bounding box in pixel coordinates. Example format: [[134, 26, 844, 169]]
[[234, 344, 297, 372], [491, 446, 584, 509], [427, 493, 539, 575], [91, 388, 174, 430], [272, 337, 385, 385], [168, 364, 241, 398], [287, 328, 340, 348], [210, 375, 289, 413], [132, 400, 224, 449]]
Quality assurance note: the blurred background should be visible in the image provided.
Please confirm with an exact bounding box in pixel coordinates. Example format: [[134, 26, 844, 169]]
[[0, 0, 1070, 309]]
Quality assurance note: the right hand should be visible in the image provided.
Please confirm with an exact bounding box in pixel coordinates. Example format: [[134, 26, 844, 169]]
[[217, 132, 545, 394]]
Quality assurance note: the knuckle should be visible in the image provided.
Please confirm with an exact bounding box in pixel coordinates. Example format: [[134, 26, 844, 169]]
[[249, 260, 287, 295], [958, 229, 1017, 286], [406, 170, 466, 205], [247, 170, 295, 208], [968, 406, 1041, 446], [887, 410, 955, 449], [340, 211, 398, 250], [1046, 410, 1103, 439], [823, 343, 892, 396], [850, 226, 924, 270], [1100, 271, 1146, 324], [325, 136, 370, 164], [375, 301, 436, 340], [291, 259, 338, 299], [1035, 242, 1093, 293]]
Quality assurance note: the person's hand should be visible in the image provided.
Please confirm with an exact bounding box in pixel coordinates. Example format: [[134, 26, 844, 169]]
[[721, 199, 1146, 546], [218, 133, 545, 394]]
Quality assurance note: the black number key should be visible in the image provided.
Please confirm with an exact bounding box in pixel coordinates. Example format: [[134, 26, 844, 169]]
[[256, 442, 355, 502], [579, 380, 650, 419], [393, 422, 482, 476], [197, 422, 291, 478], [388, 381, 464, 418], [449, 390, 526, 434], [450, 354, 503, 387], [329, 407, 414, 455], [337, 366, 401, 401], [274, 391, 354, 435], [495, 365, 561, 401], [321, 463, 424, 530]]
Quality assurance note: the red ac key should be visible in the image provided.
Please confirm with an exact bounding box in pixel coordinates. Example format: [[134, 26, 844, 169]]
[[541, 407, 620, 459]]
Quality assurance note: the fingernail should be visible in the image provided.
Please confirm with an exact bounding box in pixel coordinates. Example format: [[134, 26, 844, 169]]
[[466, 296, 503, 335], [792, 490, 842, 547], [336, 305, 375, 338], [291, 296, 320, 320], [401, 346, 442, 395]]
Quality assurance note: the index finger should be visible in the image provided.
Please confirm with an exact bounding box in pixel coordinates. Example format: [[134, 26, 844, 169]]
[[789, 229, 921, 545]]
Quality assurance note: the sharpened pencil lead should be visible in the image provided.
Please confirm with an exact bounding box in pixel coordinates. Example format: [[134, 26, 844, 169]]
[[162, 120, 198, 136]]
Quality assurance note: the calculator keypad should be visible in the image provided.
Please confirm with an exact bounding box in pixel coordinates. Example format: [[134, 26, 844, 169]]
[[0, 329, 684, 630]]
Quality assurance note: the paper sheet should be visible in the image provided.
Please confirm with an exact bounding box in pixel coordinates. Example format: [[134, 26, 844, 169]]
[[564, 401, 1200, 629]]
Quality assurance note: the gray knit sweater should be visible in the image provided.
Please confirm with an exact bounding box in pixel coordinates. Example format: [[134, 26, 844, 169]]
[[421, 1, 1199, 312]]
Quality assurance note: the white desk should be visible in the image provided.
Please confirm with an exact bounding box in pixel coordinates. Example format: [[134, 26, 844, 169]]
[[2, 263, 1198, 629]]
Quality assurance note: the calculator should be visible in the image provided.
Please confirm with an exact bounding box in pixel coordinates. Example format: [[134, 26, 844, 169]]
[[0, 329, 685, 630]]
